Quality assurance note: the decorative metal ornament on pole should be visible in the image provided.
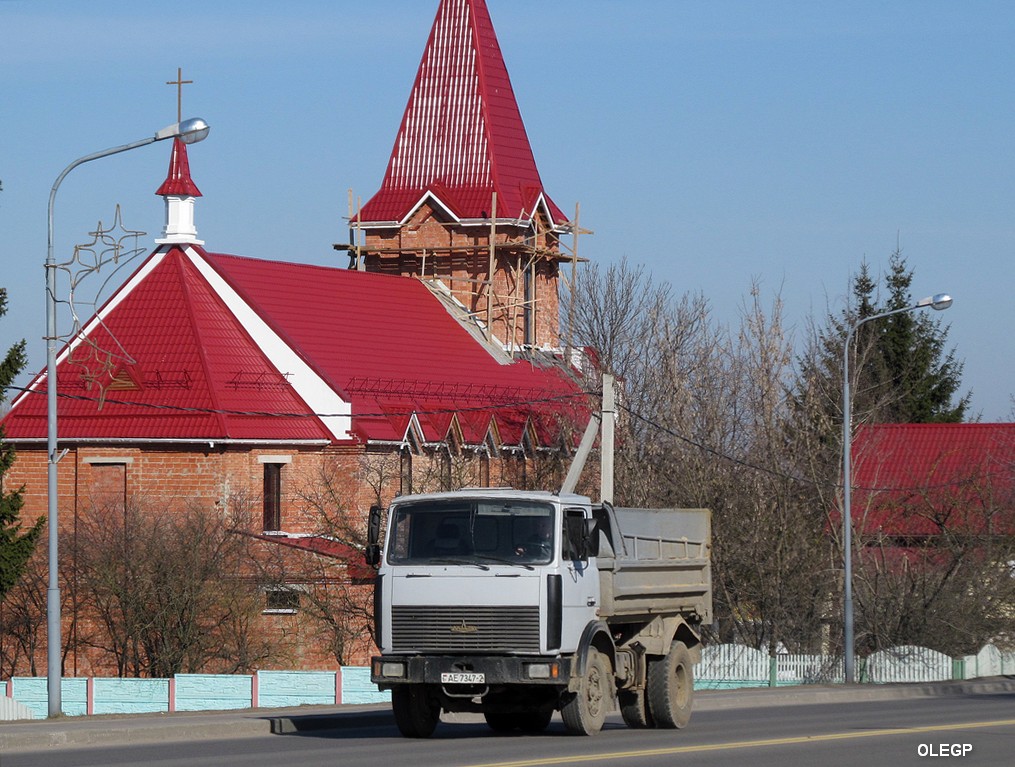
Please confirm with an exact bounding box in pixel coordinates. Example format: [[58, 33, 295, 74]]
[[840, 293, 952, 684], [45, 118, 209, 717]]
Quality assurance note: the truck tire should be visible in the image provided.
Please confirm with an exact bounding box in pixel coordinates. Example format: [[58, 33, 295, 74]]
[[391, 685, 440, 738], [618, 688, 653, 729], [646, 641, 694, 729], [561, 648, 612, 735]]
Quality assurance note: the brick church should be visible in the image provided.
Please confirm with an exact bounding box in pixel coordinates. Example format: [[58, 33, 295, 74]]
[[1, 0, 588, 675]]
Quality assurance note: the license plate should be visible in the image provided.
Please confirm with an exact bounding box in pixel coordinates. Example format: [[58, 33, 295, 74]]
[[441, 672, 485, 684]]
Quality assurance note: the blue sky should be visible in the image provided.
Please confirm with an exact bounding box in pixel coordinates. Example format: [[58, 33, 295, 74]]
[[2, 0, 1013, 420]]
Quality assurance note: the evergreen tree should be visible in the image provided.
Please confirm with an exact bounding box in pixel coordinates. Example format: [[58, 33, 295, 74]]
[[1, 287, 42, 604], [875, 251, 968, 422], [793, 249, 968, 442]]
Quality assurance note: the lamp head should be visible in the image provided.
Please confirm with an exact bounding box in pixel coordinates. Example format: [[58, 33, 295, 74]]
[[154, 117, 211, 144], [916, 293, 953, 311], [178, 117, 210, 145]]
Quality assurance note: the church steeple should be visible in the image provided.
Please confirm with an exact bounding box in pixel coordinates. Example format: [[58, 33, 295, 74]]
[[357, 0, 565, 227], [351, 0, 573, 351], [156, 137, 203, 245]]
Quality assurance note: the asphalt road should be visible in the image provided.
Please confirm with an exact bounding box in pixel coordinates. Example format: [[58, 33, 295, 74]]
[[3, 681, 1015, 767]]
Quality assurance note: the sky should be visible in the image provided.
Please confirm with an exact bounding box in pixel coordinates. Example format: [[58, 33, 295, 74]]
[[2, 0, 1013, 420]]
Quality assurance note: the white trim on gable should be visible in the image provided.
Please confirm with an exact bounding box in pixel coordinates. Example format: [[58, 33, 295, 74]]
[[401, 190, 461, 226], [400, 413, 425, 453], [184, 247, 354, 442]]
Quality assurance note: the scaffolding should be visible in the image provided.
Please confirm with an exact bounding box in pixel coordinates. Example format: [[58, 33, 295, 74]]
[[334, 191, 590, 357]]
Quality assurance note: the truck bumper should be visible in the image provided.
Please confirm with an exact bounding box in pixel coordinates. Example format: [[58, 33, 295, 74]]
[[371, 654, 573, 689]]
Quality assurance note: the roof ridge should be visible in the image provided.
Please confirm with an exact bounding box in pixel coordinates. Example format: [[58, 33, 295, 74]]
[[172, 251, 231, 436]]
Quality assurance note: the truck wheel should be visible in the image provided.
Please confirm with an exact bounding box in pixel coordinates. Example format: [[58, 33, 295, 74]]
[[646, 641, 694, 728], [391, 685, 440, 738], [618, 688, 653, 729], [561, 648, 612, 735]]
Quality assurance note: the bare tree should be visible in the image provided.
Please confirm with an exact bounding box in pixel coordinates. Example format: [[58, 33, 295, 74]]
[[0, 551, 47, 677], [72, 497, 269, 677], [568, 264, 834, 652]]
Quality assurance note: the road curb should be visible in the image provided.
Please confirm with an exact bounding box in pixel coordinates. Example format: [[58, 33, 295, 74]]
[[2, 679, 1013, 753]]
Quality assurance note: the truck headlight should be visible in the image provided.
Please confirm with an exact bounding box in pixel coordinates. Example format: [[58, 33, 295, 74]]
[[525, 662, 559, 679], [373, 660, 406, 678]]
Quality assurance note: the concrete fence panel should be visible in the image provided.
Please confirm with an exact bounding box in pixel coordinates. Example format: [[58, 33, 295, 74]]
[[175, 674, 253, 711], [11, 678, 88, 719], [92, 678, 169, 715], [257, 670, 338, 708]]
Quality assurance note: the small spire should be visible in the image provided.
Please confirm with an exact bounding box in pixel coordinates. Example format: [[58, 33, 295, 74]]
[[156, 138, 202, 197], [156, 137, 203, 245]]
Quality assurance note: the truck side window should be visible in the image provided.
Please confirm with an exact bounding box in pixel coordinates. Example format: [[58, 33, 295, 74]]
[[562, 508, 589, 562]]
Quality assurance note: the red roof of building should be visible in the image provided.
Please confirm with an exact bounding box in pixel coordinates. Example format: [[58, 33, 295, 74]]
[[851, 423, 1015, 539], [247, 533, 375, 582], [356, 0, 567, 227], [4, 245, 585, 447]]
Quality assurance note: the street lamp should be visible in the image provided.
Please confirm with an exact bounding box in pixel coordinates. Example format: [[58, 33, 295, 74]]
[[45, 118, 210, 716], [841, 292, 952, 684]]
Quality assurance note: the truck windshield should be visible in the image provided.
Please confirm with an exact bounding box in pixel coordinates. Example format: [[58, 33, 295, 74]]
[[387, 499, 555, 566]]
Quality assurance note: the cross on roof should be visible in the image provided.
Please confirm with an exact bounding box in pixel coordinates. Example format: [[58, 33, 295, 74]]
[[165, 67, 193, 123]]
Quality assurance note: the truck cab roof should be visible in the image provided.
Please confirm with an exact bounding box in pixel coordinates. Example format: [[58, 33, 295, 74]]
[[390, 488, 592, 508]]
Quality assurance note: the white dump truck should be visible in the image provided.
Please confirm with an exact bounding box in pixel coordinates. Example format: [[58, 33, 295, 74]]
[[365, 488, 712, 737]]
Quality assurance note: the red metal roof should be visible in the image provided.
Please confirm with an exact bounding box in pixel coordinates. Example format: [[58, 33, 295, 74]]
[[155, 138, 202, 197], [851, 423, 1015, 538], [356, 0, 566, 227], [4, 246, 585, 447], [248, 533, 375, 582], [5, 247, 334, 443], [205, 250, 584, 445]]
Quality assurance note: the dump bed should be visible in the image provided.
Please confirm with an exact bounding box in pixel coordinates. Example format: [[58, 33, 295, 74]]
[[593, 506, 712, 623]]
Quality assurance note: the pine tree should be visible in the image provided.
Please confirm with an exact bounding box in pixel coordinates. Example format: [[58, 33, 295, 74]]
[[874, 251, 968, 422], [1, 287, 43, 603], [794, 250, 968, 431]]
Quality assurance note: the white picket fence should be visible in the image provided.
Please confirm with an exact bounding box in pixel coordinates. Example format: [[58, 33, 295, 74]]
[[698, 642, 1014, 688]]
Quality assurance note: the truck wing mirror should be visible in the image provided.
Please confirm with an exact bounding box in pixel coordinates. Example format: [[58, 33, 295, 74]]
[[365, 504, 383, 567]]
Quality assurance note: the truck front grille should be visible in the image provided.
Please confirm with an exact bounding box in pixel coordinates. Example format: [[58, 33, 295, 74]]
[[391, 605, 540, 652]]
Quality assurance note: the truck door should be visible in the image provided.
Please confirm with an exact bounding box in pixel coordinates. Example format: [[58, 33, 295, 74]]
[[556, 506, 598, 653]]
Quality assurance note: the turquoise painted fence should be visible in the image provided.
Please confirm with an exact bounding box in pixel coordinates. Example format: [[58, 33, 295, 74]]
[[258, 670, 339, 708], [4, 643, 1013, 720], [175, 674, 252, 712], [5, 669, 389, 720], [91, 678, 169, 715]]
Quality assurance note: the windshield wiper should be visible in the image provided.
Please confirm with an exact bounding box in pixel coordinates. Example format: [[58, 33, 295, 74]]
[[428, 558, 490, 571], [474, 555, 534, 571]]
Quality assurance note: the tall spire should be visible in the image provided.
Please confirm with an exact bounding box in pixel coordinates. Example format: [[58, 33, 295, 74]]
[[156, 137, 203, 245], [357, 0, 565, 227]]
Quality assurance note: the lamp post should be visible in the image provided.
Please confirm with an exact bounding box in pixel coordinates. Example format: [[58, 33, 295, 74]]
[[45, 118, 209, 716], [841, 292, 952, 684]]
